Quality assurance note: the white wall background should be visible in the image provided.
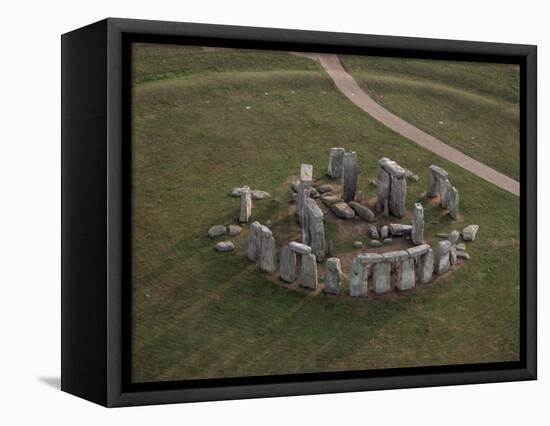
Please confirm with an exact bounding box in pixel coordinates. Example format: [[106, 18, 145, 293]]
[[0, 0, 546, 423]]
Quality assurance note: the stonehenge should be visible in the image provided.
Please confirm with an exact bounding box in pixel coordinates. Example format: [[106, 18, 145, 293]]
[[327, 147, 345, 178], [218, 152, 474, 301], [376, 158, 407, 217], [342, 151, 358, 202], [323, 257, 342, 294], [411, 203, 425, 245]]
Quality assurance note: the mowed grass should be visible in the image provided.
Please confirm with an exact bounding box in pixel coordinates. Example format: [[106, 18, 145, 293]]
[[340, 55, 520, 181], [131, 44, 520, 383]]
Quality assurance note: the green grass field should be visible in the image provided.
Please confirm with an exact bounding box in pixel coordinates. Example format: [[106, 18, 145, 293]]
[[131, 44, 520, 383], [340, 55, 520, 181]]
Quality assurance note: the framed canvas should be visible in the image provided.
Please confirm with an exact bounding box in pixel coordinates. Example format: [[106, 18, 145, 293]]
[[61, 18, 537, 407]]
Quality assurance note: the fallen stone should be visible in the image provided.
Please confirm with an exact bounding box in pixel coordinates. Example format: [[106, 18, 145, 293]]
[[437, 233, 449, 238], [228, 224, 242, 236], [251, 190, 271, 200], [318, 184, 334, 194], [457, 251, 470, 260], [383, 238, 393, 245], [456, 243, 466, 251], [369, 240, 382, 248], [353, 241, 363, 249], [215, 241, 234, 252], [289, 241, 312, 255], [368, 225, 380, 240], [230, 187, 270, 200], [380, 225, 389, 239], [330, 202, 355, 219], [408, 174, 419, 182], [323, 257, 342, 294], [349, 201, 376, 222], [462, 224, 479, 242], [208, 225, 227, 238], [321, 195, 343, 207], [389, 223, 413, 236]]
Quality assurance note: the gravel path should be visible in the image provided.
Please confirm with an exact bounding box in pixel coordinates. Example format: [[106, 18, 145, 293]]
[[299, 52, 520, 196]]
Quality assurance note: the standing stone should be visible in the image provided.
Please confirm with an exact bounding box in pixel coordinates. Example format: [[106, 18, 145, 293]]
[[448, 186, 460, 219], [397, 258, 415, 291], [342, 151, 358, 202], [426, 171, 437, 198], [376, 167, 391, 211], [280, 245, 297, 283], [296, 164, 313, 223], [247, 222, 262, 261], [373, 262, 391, 294], [412, 203, 425, 245], [439, 178, 451, 209], [327, 147, 345, 178], [303, 198, 326, 261], [380, 225, 389, 239], [301, 253, 318, 289], [323, 257, 342, 294], [259, 230, 277, 273], [239, 186, 252, 223], [330, 202, 355, 219], [349, 257, 368, 297], [435, 240, 452, 274], [418, 248, 434, 283], [389, 175, 407, 217]]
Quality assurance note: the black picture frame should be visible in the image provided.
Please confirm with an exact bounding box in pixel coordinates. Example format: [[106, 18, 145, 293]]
[[61, 17, 537, 407]]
